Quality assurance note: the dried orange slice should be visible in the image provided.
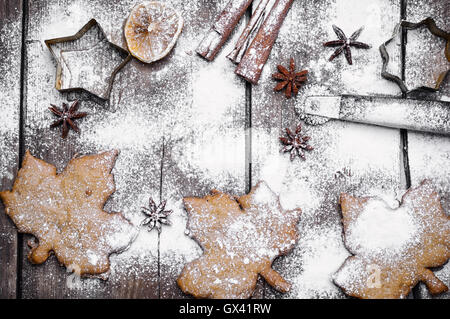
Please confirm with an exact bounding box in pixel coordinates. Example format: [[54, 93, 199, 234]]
[[124, 1, 183, 63]]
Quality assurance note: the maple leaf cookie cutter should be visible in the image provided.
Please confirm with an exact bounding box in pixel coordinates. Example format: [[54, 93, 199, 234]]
[[380, 17, 450, 94], [45, 19, 131, 100]]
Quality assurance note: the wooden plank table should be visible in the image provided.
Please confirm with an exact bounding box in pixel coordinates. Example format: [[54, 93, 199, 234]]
[[253, 0, 405, 299], [0, 0, 448, 299]]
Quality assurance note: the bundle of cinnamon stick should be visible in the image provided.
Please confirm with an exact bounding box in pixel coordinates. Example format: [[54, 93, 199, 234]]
[[197, 0, 294, 84]]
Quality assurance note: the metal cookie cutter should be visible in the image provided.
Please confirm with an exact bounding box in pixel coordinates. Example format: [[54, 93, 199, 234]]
[[45, 19, 131, 100], [380, 17, 450, 94]]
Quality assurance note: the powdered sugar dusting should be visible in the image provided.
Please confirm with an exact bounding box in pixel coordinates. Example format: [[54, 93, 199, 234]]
[[260, 123, 403, 298], [404, 1, 449, 95], [281, 223, 349, 298], [407, 134, 450, 298], [333, 181, 450, 298], [177, 181, 301, 298], [4, 0, 448, 299], [405, 0, 449, 299]]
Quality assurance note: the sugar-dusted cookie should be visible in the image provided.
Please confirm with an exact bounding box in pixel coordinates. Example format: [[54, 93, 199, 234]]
[[333, 180, 450, 298], [0, 150, 136, 277], [177, 181, 302, 299]]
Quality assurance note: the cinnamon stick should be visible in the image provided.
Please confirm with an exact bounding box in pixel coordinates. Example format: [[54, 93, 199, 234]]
[[196, 0, 253, 61], [235, 0, 294, 84], [227, 0, 273, 64]]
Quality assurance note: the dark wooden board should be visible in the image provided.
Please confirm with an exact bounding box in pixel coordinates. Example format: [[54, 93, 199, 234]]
[[404, 0, 450, 299], [0, 0, 448, 299], [159, 0, 248, 298], [0, 0, 22, 299], [250, 0, 405, 298]]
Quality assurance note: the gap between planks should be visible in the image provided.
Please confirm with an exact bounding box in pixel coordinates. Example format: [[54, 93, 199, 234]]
[[400, 0, 412, 190]]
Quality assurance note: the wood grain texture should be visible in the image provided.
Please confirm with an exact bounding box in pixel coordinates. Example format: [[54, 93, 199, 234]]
[[250, 0, 405, 299], [405, 0, 450, 299], [0, 0, 448, 299], [0, 0, 22, 299], [21, 0, 162, 299]]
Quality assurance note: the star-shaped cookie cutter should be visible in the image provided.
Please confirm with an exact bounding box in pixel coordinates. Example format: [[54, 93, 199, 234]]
[[380, 17, 450, 94], [45, 19, 131, 100]]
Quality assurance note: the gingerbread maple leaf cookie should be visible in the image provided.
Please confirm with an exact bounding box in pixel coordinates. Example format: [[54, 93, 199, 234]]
[[177, 181, 302, 299], [0, 150, 136, 276], [333, 180, 450, 299]]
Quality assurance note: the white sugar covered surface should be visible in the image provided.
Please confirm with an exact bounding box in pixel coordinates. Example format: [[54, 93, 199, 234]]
[[405, 0, 450, 299], [344, 198, 420, 257], [0, 11, 22, 297], [249, 0, 409, 299], [186, 182, 299, 264], [408, 134, 450, 299], [1, 0, 448, 299], [333, 182, 450, 299], [404, 0, 449, 97], [0, 19, 21, 183]]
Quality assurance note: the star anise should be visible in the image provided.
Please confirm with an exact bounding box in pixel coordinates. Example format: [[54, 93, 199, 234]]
[[280, 124, 313, 161], [272, 58, 308, 98], [141, 198, 172, 233], [49, 100, 87, 138], [324, 25, 371, 65]]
